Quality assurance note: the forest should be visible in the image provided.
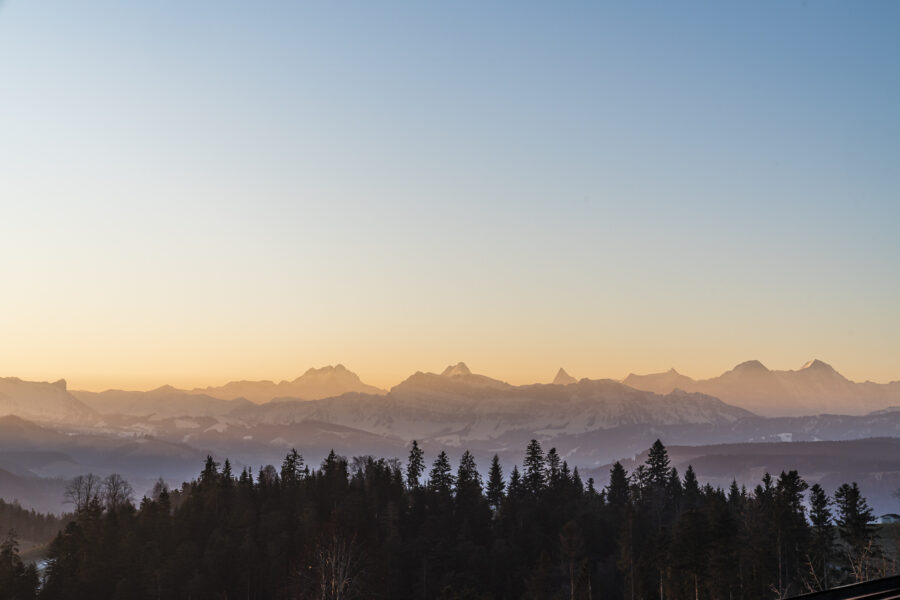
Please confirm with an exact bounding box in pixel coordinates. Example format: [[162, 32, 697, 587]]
[[1, 439, 896, 599]]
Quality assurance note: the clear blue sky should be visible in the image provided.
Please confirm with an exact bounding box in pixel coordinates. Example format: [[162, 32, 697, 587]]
[[1, 1, 898, 390]]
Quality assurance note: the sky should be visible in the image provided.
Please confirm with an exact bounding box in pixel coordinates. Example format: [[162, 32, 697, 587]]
[[1, 1, 899, 391]]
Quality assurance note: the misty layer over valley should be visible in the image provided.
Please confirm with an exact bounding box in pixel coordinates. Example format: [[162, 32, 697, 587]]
[[2, 360, 900, 516]]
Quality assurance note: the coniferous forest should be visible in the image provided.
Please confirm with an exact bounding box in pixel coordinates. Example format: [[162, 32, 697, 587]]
[[1, 439, 896, 600]]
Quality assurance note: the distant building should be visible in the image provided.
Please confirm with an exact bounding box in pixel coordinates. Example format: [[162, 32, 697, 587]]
[[880, 513, 900, 524]]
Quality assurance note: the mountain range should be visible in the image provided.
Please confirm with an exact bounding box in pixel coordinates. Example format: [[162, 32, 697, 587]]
[[623, 359, 900, 416], [3, 359, 900, 515], [187, 364, 386, 404], [233, 363, 752, 444], [6, 359, 900, 427]]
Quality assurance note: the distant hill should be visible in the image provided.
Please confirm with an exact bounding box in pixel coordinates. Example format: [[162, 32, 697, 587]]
[[0, 377, 97, 425], [73, 386, 254, 418], [0, 415, 207, 500], [624, 359, 900, 417], [0, 467, 66, 515], [189, 364, 386, 403]]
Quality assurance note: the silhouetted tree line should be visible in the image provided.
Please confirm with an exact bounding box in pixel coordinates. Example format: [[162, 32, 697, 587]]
[[1, 439, 895, 599], [0, 499, 67, 547]]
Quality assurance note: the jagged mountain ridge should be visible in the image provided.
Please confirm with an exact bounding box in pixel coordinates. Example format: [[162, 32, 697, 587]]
[[232, 366, 754, 443], [13, 359, 900, 427], [623, 359, 900, 417], [552, 368, 577, 385], [188, 364, 386, 403]]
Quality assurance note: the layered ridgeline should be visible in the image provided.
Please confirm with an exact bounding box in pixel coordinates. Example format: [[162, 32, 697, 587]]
[[9, 359, 900, 426], [0, 378, 96, 425], [624, 359, 900, 417], [72, 387, 254, 419], [3, 362, 900, 513], [233, 362, 752, 443], [0, 414, 207, 513], [69, 365, 386, 418], [188, 364, 386, 403]]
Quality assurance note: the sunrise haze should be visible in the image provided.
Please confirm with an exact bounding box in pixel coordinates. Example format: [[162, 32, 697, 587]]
[[1, 1, 898, 392]]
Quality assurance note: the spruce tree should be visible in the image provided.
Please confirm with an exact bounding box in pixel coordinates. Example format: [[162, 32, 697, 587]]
[[280, 448, 304, 486], [667, 466, 683, 504], [646, 439, 670, 485], [523, 439, 546, 496], [683, 464, 700, 507], [508, 465, 523, 499], [200, 455, 219, 487], [486, 454, 505, 509], [808, 483, 834, 589], [0, 531, 38, 600], [406, 440, 425, 489], [546, 447, 561, 488], [220, 459, 234, 490], [572, 466, 583, 495], [727, 479, 742, 507], [429, 451, 455, 494], [772, 470, 809, 596], [456, 450, 482, 497], [560, 461, 572, 490], [834, 482, 877, 563], [607, 462, 629, 507]]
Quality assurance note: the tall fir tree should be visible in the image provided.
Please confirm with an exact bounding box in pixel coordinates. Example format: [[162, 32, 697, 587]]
[[280, 448, 304, 486], [572, 466, 583, 495], [834, 482, 877, 563], [429, 450, 455, 494], [683, 464, 700, 507], [486, 454, 505, 509], [646, 439, 671, 486], [772, 470, 809, 596], [507, 465, 523, 499], [808, 483, 834, 590], [406, 440, 425, 489], [523, 439, 546, 496], [546, 447, 561, 488], [456, 450, 482, 497], [606, 461, 629, 507]]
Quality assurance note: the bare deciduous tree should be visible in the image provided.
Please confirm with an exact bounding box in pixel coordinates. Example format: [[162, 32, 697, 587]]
[[848, 540, 876, 583], [307, 532, 366, 600], [102, 473, 134, 511], [64, 473, 103, 512], [560, 520, 584, 600]]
